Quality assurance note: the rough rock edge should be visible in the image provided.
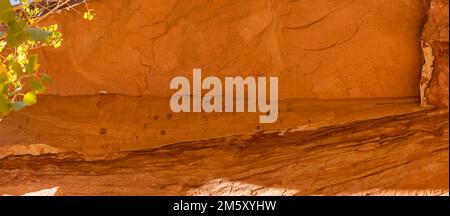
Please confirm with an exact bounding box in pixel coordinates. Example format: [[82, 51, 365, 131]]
[[0, 144, 64, 160], [0, 107, 447, 195], [420, 41, 435, 107], [420, 0, 449, 107]]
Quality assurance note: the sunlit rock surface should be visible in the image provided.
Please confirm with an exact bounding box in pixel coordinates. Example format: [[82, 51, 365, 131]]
[[0, 0, 448, 196], [0, 108, 448, 195], [38, 0, 427, 99]]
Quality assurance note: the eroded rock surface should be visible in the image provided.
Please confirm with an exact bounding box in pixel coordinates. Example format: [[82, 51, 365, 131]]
[[0, 0, 448, 196], [0, 96, 425, 159], [0, 108, 447, 195], [38, 0, 427, 99], [421, 0, 449, 107]]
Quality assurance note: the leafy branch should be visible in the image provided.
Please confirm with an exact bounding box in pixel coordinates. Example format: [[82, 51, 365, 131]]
[[0, 0, 93, 118]]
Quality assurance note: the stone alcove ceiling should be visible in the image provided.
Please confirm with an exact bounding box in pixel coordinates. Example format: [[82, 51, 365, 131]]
[[0, 0, 448, 195]]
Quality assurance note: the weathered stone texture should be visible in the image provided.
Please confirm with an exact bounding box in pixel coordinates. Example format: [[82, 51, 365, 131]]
[[38, 0, 427, 99], [0, 0, 448, 196], [420, 0, 449, 107], [0, 108, 448, 195]]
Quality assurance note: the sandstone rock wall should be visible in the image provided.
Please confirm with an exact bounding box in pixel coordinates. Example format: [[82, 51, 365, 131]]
[[1, 108, 448, 195], [0, 0, 448, 196], [420, 0, 449, 107], [0, 97, 424, 159], [38, 0, 427, 99]]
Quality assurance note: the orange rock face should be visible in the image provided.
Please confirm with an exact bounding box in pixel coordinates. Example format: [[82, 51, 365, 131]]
[[0, 0, 448, 196], [425, 41, 449, 107], [421, 0, 449, 107], [38, 0, 427, 99], [0, 108, 448, 196]]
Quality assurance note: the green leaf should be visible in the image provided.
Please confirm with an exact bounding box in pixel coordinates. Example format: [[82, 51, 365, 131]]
[[25, 54, 39, 75], [28, 77, 45, 93], [11, 101, 27, 110], [12, 61, 23, 74], [0, 67, 7, 83], [25, 27, 52, 43], [0, 83, 7, 94], [0, 0, 15, 24], [0, 94, 10, 115], [6, 19, 28, 48], [23, 91, 36, 105], [41, 73, 53, 84]]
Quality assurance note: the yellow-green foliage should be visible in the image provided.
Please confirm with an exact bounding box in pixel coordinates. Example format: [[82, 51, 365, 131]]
[[0, 0, 92, 117]]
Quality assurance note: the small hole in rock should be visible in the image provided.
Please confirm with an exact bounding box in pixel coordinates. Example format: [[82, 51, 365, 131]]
[[99, 128, 107, 135]]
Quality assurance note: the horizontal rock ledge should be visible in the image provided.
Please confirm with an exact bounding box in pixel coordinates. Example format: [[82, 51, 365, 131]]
[[0, 95, 426, 159], [0, 107, 448, 195]]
